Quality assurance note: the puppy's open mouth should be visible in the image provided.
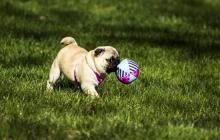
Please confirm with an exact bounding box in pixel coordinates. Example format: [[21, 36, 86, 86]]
[[106, 59, 120, 73], [106, 67, 117, 73]]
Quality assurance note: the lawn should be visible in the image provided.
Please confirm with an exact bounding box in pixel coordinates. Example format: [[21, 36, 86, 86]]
[[0, 0, 220, 139]]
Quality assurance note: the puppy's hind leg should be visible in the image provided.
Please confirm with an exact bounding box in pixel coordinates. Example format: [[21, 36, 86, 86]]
[[47, 60, 60, 90]]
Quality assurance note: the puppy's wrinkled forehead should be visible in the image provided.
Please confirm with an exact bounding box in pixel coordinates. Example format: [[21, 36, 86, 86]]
[[94, 46, 119, 58]]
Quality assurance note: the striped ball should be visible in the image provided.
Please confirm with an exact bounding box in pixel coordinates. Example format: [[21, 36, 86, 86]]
[[116, 59, 139, 84]]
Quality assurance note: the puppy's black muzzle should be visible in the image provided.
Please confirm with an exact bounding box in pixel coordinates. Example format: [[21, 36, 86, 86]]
[[106, 59, 120, 73]]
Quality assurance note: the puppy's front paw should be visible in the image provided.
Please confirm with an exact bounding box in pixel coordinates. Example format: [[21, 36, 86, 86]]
[[90, 93, 100, 99], [86, 90, 100, 98], [81, 83, 100, 98]]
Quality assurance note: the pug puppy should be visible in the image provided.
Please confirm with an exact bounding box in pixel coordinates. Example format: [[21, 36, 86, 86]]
[[47, 37, 120, 98]]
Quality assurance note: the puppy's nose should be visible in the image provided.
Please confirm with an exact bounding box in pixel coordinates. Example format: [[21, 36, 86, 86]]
[[113, 59, 120, 72], [115, 59, 120, 66]]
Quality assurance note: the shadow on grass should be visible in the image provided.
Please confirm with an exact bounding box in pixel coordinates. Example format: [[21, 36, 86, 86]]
[[49, 8, 90, 26], [1, 0, 220, 58], [93, 23, 220, 58], [158, 0, 220, 28], [0, 1, 39, 20], [89, 0, 220, 57], [0, 1, 88, 40], [4, 115, 68, 139], [0, 2, 61, 40], [53, 79, 81, 92], [0, 55, 46, 68]]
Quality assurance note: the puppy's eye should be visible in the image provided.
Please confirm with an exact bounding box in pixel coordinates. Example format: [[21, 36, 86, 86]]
[[106, 59, 111, 62], [106, 58, 114, 63]]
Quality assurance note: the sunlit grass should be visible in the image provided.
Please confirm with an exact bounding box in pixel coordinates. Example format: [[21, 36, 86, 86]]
[[0, 0, 220, 139]]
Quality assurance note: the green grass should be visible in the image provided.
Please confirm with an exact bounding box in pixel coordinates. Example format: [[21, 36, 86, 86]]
[[0, 0, 220, 139]]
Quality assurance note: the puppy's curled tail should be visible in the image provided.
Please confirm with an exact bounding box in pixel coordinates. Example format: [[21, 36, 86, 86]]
[[60, 37, 78, 46]]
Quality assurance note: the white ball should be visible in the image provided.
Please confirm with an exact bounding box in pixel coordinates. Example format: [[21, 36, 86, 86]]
[[116, 59, 139, 84]]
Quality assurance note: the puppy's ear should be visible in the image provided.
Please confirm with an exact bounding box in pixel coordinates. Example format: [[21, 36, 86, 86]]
[[94, 48, 105, 57]]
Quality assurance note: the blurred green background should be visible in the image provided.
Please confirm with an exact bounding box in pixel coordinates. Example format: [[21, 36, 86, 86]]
[[0, 0, 220, 139]]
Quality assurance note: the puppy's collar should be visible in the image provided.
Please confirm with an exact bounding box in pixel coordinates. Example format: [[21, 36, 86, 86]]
[[94, 71, 103, 84], [75, 69, 103, 84], [85, 56, 104, 85]]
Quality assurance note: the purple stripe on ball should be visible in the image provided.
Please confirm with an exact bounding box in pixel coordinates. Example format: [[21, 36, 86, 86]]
[[116, 58, 139, 84]]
